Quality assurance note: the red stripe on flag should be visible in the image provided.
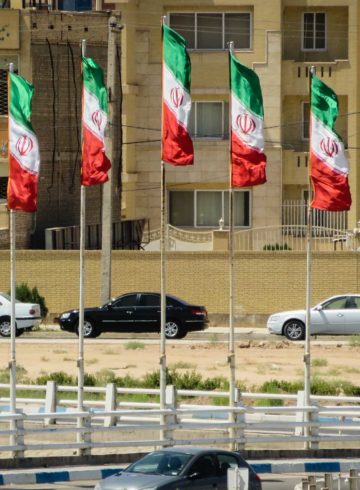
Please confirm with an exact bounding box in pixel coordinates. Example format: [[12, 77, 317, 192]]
[[231, 132, 266, 187], [311, 153, 351, 211], [7, 155, 38, 212], [162, 103, 193, 166], [81, 126, 111, 186]]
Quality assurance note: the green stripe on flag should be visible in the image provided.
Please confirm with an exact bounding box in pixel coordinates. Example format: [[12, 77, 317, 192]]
[[163, 23, 191, 92], [311, 74, 340, 135], [9, 73, 35, 134], [229, 52, 263, 118], [82, 57, 108, 113]]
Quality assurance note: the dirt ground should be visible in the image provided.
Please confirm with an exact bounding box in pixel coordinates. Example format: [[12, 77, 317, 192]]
[[0, 337, 359, 389]]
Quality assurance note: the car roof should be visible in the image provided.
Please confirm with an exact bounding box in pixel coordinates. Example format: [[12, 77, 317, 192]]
[[155, 446, 236, 455]]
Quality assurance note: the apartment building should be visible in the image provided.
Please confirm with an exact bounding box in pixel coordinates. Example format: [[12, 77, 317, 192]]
[[115, 0, 358, 240]]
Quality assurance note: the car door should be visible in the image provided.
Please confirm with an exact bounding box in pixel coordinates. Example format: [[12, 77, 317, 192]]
[[133, 294, 161, 332], [100, 294, 138, 332], [344, 296, 360, 334], [181, 454, 221, 489], [311, 296, 348, 334]]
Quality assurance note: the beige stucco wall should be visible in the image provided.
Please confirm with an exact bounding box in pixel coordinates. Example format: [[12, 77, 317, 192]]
[[0, 250, 359, 320]]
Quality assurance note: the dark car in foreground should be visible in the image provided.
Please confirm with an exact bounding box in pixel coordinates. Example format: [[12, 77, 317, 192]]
[[94, 447, 262, 490], [56, 292, 209, 339]]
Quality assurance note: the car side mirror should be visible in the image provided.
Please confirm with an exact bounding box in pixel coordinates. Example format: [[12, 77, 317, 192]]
[[314, 305, 323, 311], [107, 302, 113, 310]]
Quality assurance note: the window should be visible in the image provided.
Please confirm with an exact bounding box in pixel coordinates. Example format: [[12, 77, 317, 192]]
[[302, 102, 310, 140], [169, 190, 250, 228], [0, 177, 7, 200], [139, 294, 160, 307], [303, 12, 326, 50], [169, 12, 251, 50], [113, 294, 137, 307], [322, 297, 347, 310], [0, 69, 7, 115], [188, 101, 229, 139]]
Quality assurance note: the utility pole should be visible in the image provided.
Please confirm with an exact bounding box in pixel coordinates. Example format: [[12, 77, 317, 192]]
[[101, 15, 122, 305]]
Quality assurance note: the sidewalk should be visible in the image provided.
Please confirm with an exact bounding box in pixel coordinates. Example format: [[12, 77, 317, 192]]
[[2, 459, 360, 485]]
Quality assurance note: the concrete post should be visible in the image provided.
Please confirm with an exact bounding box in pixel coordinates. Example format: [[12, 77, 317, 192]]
[[11, 410, 24, 459], [309, 402, 319, 450], [232, 388, 245, 451], [104, 383, 117, 427], [349, 469, 358, 490], [324, 473, 333, 490], [44, 380, 57, 425], [161, 385, 176, 446]]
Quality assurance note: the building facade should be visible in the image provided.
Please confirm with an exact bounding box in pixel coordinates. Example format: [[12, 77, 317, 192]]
[[115, 0, 359, 238]]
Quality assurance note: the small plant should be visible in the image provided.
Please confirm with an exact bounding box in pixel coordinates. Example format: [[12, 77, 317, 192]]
[[87, 358, 99, 365], [125, 341, 145, 350], [312, 358, 328, 367], [349, 335, 360, 347], [10, 282, 48, 319], [169, 361, 196, 370], [263, 243, 292, 251]]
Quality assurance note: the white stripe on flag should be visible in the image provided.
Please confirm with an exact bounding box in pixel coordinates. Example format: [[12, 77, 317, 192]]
[[9, 115, 40, 174], [163, 65, 191, 128], [231, 94, 264, 151], [83, 88, 107, 143], [311, 115, 348, 175]]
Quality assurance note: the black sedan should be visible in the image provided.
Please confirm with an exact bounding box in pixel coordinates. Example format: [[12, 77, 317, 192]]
[[56, 292, 209, 339], [94, 447, 262, 490]]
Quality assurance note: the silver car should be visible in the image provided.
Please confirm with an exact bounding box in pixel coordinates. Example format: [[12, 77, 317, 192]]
[[95, 446, 262, 490], [267, 294, 360, 341]]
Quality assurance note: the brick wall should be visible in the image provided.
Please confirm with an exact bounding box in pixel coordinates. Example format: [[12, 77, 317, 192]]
[[0, 251, 359, 323]]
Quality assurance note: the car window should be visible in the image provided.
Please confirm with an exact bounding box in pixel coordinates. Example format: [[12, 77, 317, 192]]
[[167, 296, 180, 307], [112, 294, 137, 307], [346, 297, 360, 309], [322, 297, 347, 310], [217, 453, 240, 475], [139, 294, 160, 307], [126, 451, 192, 476], [187, 455, 218, 478]]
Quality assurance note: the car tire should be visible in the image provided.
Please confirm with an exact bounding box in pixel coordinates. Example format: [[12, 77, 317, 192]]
[[165, 320, 184, 339], [0, 317, 23, 337], [283, 320, 305, 341], [76, 319, 98, 338]]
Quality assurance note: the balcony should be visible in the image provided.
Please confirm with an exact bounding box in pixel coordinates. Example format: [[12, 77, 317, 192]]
[[282, 60, 351, 97]]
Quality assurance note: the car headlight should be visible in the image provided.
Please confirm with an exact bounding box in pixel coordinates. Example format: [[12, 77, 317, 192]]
[[60, 312, 72, 320], [269, 315, 279, 322]]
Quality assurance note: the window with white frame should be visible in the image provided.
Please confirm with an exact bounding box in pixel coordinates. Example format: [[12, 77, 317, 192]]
[[169, 12, 251, 50], [303, 12, 326, 50], [188, 101, 229, 139], [302, 102, 310, 140], [169, 190, 250, 228]]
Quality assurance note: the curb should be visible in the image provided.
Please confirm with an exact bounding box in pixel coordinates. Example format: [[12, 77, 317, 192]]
[[2, 460, 360, 485]]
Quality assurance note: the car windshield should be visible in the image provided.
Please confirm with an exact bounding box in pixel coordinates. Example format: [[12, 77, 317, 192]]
[[125, 451, 192, 476]]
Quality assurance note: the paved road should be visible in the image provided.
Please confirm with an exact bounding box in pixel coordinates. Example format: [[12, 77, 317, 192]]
[[0, 474, 302, 490]]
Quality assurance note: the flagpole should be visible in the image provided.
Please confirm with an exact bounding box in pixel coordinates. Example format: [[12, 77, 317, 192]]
[[7, 63, 18, 454], [77, 40, 86, 448], [228, 42, 236, 450], [160, 16, 167, 441], [304, 65, 315, 449]]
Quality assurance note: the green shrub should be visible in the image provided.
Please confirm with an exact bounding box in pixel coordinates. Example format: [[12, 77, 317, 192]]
[[36, 371, 75, 385], [10, 282, 48, 319], [263, 243, 292, 251]]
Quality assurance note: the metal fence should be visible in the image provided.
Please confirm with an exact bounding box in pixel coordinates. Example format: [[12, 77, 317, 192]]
[[2, 383, 360, 459]]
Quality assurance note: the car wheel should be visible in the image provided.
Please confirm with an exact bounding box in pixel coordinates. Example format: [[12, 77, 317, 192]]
[[283, 320, 305, 341], [76, 319, 98, 338], [165, 320, 183, 339], [0, 318, 23, 337]]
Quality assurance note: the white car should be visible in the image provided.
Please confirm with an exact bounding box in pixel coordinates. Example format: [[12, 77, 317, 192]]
[[267, 294, 360, 341], [0, 292, 41, 337]]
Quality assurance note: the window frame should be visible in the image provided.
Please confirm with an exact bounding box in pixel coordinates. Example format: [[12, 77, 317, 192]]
[[301, 101, 310, 141], [169, 189, 251, 229], [301, 12, 327, 52], [168, 12, 252, 51], [190, 100, 229, 140]]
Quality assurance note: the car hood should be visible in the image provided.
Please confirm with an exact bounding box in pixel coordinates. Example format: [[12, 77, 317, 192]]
[[98, 471, 181, 490], [269, 309, 306, 319]]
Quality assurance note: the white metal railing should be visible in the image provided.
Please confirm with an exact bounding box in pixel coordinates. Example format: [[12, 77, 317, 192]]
[[1, 383, 360, 459]]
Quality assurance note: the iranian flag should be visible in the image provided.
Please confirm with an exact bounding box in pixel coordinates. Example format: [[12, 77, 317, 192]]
[[81, 56, 111, 186], [8, 72, 40, 212], [229, 51, 266, 187], [162, 23, 194, 165], [310, 75, 351, 211]]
